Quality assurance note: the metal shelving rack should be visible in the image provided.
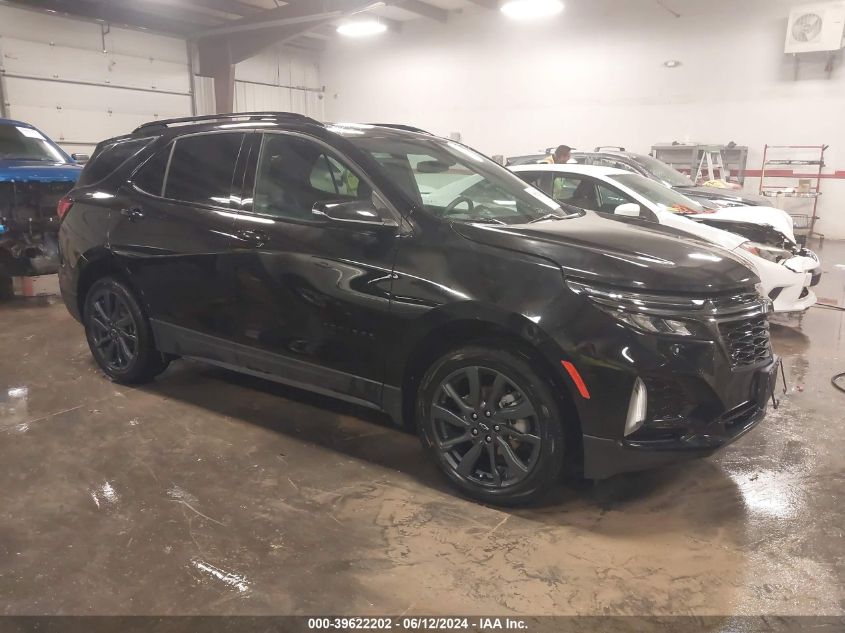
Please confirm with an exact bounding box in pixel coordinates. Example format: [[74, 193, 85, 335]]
[[651, 144, 749, 184], [758, 144, 828, 239]]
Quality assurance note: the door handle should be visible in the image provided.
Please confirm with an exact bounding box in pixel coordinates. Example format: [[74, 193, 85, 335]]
[[236, 228, 268, 247], [121, 207, 145, 222]]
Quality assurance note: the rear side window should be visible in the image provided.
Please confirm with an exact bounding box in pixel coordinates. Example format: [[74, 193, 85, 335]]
[[133, 147, 171, 197], [164, 133, 245, 206], [78, 137, 155, 186]]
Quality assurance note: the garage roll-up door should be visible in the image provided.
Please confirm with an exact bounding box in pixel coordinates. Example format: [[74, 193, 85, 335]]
[[0, 4, 192, 156]]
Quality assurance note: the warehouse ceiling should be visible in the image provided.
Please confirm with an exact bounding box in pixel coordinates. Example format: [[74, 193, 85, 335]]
[[5, 0, 498, 52]]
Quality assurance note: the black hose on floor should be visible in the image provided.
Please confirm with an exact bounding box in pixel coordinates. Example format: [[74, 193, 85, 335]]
[[808, 304, 845, 392]]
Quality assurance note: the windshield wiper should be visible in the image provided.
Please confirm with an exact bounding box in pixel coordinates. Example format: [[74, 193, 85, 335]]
[[528, 213, 566, 224]]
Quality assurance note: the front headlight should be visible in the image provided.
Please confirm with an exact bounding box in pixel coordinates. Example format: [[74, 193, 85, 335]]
[[567, 280, 699, 337], [740, 241, 793, 263], [609, 311, 694, 336]]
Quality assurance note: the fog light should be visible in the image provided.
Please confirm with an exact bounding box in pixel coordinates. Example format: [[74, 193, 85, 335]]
[[624, 378, 648, 436]]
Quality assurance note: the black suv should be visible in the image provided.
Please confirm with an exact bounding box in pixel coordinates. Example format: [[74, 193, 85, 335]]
[[58, 113, 778, 504]]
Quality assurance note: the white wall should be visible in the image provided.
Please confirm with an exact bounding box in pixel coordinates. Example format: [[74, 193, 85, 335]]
[[194, 45, 325, 120], [322, 0, 845, 240], [0, 4, 192, 155]]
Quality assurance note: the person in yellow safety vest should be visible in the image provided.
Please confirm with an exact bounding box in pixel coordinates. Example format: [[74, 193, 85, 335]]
[[541, 145, 574, 164]]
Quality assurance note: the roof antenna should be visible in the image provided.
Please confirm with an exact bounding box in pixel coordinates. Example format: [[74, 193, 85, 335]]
[[655, 0, 681, 18]]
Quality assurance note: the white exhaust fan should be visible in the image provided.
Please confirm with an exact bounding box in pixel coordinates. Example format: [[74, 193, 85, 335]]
[[784, 2, 845, 53]]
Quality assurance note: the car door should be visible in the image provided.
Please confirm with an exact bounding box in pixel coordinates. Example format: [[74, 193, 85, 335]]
[[225, 131, 402, 408], [109, 131, 247, 346]]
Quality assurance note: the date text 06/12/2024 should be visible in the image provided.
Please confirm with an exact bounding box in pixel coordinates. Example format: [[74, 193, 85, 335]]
[[307, 617, 529, 630]]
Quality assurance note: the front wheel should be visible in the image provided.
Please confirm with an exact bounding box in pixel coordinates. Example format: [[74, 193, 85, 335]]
[[83, 277, 169, 384], [417, 346, 566, 505]]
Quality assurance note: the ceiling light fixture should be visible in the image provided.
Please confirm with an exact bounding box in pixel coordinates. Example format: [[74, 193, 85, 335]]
[[500, 0, 564, 20], [663, 60, 682, 68], [337, 19, 388, 37]]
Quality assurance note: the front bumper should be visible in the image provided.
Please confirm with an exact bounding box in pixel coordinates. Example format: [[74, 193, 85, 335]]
[[583, 395, 768, 480], [543, 290, 778, 481]]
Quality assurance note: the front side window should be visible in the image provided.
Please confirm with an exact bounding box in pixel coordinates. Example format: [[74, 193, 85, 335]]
[[346, 134, 573, 225], [253, 134, 370, 220], [609, 173, 705, 215], [0, 123, 68, 163], [164, 133, 245, 206]]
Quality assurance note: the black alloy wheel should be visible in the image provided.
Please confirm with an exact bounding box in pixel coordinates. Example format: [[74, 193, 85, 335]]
[[83, 277, 169, 384], [88, 286, 138, 371], [432, 366, 541, 488], [418, 346, 566, 505]]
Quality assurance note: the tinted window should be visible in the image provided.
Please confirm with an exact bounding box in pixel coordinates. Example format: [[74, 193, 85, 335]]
[[164, 133, 245, 206], [132, 146, 171, 197], [309, 154, 361, 198], [78, 137, 155, 186], [253, 135, 370, 220]]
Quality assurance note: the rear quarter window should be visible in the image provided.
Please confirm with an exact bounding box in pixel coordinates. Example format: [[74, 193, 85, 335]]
[[77, 137, 156, 187]]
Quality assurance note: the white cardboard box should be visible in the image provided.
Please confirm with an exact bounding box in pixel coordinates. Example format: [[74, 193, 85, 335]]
[[12, 274, 60, 298]]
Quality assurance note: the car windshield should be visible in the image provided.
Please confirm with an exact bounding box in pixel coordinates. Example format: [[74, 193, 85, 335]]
[[0, 123, 68, 163], [610, 173, 706, 215], [631, 154, 694, 187], [344, 130, 574, 225]]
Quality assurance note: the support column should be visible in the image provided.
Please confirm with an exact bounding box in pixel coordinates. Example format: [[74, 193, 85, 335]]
[[213, 64, 236, 114]]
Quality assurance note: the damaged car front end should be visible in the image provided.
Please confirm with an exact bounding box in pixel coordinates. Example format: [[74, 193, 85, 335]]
[[0, 119, 82, 295]]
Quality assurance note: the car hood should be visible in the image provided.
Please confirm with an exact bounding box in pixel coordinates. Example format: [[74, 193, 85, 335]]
[[688, 205, 795, 243], [675, 185, 769, 206], [0, 160, 82, 183], [452, 212, 758, 294]]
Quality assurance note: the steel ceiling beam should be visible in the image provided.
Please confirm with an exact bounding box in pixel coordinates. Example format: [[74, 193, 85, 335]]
[[393, 0, 448, 22], [7, 0, 203, 36], [465, 0, 498, 9]]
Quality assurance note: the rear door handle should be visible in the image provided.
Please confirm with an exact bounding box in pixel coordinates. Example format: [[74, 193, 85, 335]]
[[236, 228, 268, 247], [121, 207, 145, 222]]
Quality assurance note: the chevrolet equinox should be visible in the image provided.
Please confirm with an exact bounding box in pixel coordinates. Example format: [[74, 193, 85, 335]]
[[57, 113, 778, 504]]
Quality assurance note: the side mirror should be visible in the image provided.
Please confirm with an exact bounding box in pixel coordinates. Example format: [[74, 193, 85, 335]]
[[614, 203, 641, 217], [71, 153, 90, 164], [312, 200, 398, 231]]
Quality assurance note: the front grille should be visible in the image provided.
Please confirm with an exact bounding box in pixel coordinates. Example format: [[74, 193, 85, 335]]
[[719, 316, 772, 368]]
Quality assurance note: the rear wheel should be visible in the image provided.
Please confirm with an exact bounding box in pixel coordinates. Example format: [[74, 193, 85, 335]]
[[417, 346, 566, 505], [83, 277, 169, 384]]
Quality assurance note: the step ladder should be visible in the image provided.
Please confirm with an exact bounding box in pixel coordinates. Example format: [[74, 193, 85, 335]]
[[694, 148, 728, 183]]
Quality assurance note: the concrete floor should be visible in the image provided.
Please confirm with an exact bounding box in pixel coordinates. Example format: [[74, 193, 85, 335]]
[[1, 240, 844, 618]]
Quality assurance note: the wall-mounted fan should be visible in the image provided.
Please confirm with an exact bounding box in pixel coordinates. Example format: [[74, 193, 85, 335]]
[[785, 3, 845, 53]]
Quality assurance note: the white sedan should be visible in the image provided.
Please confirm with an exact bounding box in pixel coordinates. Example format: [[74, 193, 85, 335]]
[[425, 164, 820, 315]]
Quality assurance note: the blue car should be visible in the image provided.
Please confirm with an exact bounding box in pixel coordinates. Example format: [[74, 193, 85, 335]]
[[0, 118, 83, 296]]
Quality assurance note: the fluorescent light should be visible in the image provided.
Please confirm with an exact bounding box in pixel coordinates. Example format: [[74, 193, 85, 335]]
[[337, 20, 388, 37], [500, 0, 564, 20]]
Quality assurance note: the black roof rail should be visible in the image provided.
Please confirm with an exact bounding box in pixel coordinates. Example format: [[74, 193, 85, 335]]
[[133, 111, 322, 133], [593, 146, 626, 152], [370, 123, 432, 135]]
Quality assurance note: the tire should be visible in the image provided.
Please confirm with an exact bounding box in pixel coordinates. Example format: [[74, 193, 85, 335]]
[[417, 345, 566, 506], [0, 273, 12, 301], [83, 277, 169, 384]]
